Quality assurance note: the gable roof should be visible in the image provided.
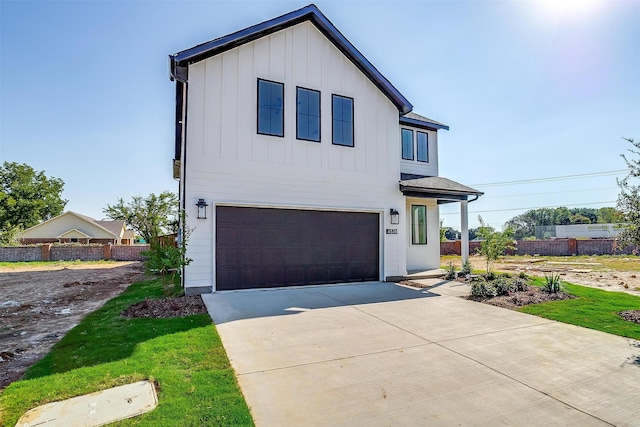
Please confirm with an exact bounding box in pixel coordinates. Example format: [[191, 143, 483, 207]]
[[169, 4, 412, 115], [400, 112, 449, 131], [94, 220, 125, 237], [20, 211, 122, 238]]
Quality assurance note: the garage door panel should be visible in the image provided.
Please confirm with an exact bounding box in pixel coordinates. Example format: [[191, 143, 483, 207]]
[[216, 207, 379, 291]]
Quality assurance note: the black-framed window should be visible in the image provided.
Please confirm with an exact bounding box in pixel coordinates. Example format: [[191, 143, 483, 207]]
[[257, 79, 284, 137], [411, 205, 427, 245], [417, 131, 429, 162], [332, 94, 354, 147], [296, 87, 320, 142], [401, 128, 414, 160]]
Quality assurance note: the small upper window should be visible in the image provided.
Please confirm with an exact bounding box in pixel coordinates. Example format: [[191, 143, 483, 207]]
[[332, 95, 354, 147], [417, 131, 429, 162], [411, 205, 427, 245], [297, 87, 320, 142], [257, 79, 284, 137], [401, 129, 414, 160]]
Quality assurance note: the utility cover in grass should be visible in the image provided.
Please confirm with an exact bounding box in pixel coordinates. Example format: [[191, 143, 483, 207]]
[[15, 381, 157, 427]]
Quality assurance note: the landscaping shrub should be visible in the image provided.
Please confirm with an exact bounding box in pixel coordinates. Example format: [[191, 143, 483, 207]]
[[444, 262, 457, 280], [459, 260, 472, 276], [543, 273, 563, 293]]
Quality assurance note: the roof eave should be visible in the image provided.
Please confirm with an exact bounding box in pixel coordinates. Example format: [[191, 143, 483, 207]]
[[168, 4, 412, 114], [399, 116, 449, 131]]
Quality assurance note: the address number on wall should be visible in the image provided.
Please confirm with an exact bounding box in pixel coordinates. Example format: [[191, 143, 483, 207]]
[[386, 229, 398, 234]]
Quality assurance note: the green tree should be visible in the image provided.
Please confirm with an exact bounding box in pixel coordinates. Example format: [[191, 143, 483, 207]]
[[596, 207, 624, 224], [0, 162, 67, 237], [476, 216, 515, 274], [569, 214, 591, 224], [616, 137, 640, 249], [103, 191, 178, 244]]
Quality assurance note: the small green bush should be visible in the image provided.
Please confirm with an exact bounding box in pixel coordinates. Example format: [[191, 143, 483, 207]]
[[444, 262, 457, 280], [459, 260, 472, 276], [543, 273, 563, 293], [470, 281, 498, 298]]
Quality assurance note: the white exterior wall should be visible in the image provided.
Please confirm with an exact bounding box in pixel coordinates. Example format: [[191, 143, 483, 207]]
[[399, 126, 438, 177], [183, 22, 408, 291], [405, 197, 440, 271]]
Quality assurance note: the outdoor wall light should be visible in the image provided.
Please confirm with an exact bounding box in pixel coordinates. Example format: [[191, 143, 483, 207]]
[[196, 198, 209, 219], [390, 208, 400, 225]]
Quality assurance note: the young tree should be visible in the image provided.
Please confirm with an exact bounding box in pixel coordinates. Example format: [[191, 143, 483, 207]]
[[103, 191, 178, 244], [476, 216, 515, 275], [0, 162, 67, 234], [617, 137, 640, 249]]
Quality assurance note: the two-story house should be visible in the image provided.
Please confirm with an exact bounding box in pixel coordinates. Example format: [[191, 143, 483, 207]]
[[169, 4, 482, 294]]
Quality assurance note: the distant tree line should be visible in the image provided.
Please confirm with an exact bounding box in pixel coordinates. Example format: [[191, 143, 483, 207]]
[[441, 206, 623, 241], [504, 206, 623, 239]]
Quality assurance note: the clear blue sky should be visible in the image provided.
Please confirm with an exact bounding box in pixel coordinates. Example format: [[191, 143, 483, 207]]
[[1, 0, 639, 230]]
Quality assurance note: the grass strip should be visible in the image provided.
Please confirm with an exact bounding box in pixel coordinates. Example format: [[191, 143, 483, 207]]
[[520, 278, 640, 341], [0, 279, 254, 426]]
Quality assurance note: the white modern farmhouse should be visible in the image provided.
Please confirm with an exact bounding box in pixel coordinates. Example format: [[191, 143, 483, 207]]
[[169, 4, 482, 294]]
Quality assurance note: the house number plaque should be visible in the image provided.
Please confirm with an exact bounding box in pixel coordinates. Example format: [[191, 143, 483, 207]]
[[386, 229, 398, 234]]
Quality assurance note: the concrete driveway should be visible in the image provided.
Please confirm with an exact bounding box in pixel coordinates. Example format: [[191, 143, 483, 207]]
[[202, 281, 640, 426]]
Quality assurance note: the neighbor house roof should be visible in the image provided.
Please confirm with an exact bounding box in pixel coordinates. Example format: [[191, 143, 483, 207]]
[[94, 220, 126, 237], [400, 112, 449, 131], [20, 211, 127, 239], [169, 4, 413, 115], [399, 176, 483, 203]]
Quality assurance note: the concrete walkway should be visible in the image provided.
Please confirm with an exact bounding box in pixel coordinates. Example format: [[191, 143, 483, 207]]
[[202, 281, 640, 426]]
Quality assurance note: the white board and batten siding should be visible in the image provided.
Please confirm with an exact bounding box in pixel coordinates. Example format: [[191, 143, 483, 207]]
[[183, 22, 408, 291], [399, 125, 439, 178]]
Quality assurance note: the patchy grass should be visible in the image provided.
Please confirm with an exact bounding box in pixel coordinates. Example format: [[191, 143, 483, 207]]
[[0, 278, 253, 426], [441, 254, 640, 273], [520, 278, 640, 341], [0, 260, 118, 270]]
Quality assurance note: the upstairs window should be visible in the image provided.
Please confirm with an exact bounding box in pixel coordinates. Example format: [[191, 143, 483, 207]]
[[411, 205, 427, 245], [401, 129, 414, 160], [296, 87, 321, 142], [332, 94, 354, 147], [417, 131, 429, 162], [257, 79, 284, 137]]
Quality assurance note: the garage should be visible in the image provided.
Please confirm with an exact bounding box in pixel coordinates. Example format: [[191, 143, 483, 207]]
[[216, 206, 380, 290]]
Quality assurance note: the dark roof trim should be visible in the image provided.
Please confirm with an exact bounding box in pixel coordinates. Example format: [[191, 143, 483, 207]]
[[399, 176, 483, 202], [169, 4, 412, 114], [399, 116, 449, 131]]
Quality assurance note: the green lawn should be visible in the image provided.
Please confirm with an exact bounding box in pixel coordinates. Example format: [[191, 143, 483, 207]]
[[519, 278, 640, 341], [0, 278, 253, 427]]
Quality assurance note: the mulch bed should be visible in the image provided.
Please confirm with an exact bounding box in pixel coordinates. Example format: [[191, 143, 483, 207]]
[[465, 286, 575, 309], [122, 296, 208, 318], [619, 310, 640, 324]]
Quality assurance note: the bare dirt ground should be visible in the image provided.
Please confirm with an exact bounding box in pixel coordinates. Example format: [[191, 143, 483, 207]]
[[0, 262, 146, 389], [444, 255, 640, 297]]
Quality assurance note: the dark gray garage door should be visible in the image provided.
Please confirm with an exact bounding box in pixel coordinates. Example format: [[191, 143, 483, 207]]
[[216, 206, 379, 291]]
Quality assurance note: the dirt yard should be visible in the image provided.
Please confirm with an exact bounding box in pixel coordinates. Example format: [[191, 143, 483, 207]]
[[443, 255, 640, 297], [0, 262, 146, 389]]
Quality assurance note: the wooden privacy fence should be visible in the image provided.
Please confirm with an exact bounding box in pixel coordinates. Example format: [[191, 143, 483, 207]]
[[0, 244, 150, 262], [441, 238, 637, 257]]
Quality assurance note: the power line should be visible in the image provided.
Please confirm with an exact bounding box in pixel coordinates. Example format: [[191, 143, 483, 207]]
[[470, 170, 627, 187], [440, 200, 617, 216], [482, 186, 619, 199]]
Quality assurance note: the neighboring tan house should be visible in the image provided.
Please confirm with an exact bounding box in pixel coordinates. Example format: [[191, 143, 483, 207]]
[[169, 4, 482, 294], [19, 211, 135, 245]]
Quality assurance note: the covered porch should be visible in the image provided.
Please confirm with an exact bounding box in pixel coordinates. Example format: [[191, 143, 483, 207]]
[[399, 176, 484, 273]]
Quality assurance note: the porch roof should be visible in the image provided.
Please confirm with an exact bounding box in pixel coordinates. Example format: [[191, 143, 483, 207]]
[[399, 176, 483, 204]]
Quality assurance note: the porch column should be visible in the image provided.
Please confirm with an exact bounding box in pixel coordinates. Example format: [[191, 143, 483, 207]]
[[460, 200, 469, 264]]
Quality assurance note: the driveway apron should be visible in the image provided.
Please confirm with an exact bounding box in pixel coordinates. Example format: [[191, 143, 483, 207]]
[[202, 281, 640, 427]]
